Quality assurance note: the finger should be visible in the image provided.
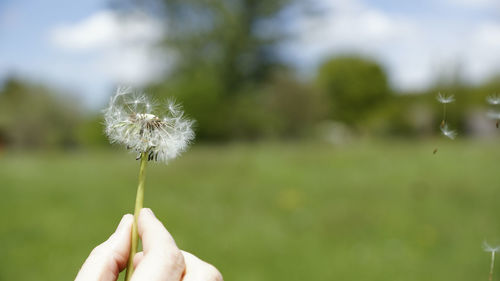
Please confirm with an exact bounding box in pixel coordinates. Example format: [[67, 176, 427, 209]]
[[133, 251, 144, 269], [75, 214, 134, 281], [181, 251, 223, 281], [131, 208, 185, 281]]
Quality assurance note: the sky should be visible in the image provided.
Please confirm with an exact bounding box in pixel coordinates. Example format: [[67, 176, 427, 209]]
[[285, 0, 500, 90], [1, 0, 500, 109]]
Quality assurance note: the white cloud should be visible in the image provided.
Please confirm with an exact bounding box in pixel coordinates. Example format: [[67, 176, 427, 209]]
[[287, 0, 429, 90], [464, 22, 500, 82], [50, 11, 163, 52], [288, 0, 500, 91], [48, 10, 168, 88]]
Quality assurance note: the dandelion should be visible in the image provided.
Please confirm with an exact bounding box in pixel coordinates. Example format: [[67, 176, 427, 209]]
[[484, 242, 500, 281], [487, 94, 500, 105], [104, 87, 194, 280], [436, 93, 455, 128], [104, 87, 194, 163], [440, 123, 457, 140]]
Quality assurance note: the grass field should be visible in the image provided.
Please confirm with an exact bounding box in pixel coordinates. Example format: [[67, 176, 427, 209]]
[[1, 140, 500, 281]]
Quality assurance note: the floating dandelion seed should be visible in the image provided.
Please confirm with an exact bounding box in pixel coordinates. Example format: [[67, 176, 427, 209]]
[[104, 87, 195, 280], [436, 93, 455, 128], [484, 242, 500, 281], [487, 94, 500, 105], [436, 92, 455, 104], [434, 92, 457, 151], [483, 241, 500, 253], [440, 123, 457, 140]]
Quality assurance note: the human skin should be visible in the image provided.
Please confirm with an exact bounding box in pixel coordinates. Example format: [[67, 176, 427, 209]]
[[75, 208, 223, 281]]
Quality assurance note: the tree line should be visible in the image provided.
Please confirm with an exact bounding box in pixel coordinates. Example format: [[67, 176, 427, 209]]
[[1, 0, 499, 148]]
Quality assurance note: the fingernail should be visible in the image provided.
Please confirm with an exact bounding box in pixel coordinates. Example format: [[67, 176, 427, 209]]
[[142, 208, 155, 218]]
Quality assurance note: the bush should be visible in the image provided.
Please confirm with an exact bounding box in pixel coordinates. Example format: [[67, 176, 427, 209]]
[[316, 55, 391, 125]]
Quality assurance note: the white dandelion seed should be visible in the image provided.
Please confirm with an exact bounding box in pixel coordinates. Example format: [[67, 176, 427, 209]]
[[440, 123, 457, 140], [487, 94, 500, 105], [484, 242, 500, 253], [437, 92, 455, 128], [436, 93, 455, 104], [104, 87, 195, 163], [484, 242, 500, 281]]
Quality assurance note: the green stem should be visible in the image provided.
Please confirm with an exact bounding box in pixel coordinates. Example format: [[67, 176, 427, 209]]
[[125, 152, 148, 281]]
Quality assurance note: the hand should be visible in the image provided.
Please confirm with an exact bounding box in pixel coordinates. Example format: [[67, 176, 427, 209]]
[[75, 208, 223, 281]]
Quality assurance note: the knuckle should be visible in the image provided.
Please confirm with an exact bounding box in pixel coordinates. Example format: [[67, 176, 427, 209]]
[[174, 250, 186, 269], [161, 249, 186, 272], [90, 243, 108, 257]]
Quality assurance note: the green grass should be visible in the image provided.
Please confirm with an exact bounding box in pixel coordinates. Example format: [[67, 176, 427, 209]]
[[1, 140, 499, 281]]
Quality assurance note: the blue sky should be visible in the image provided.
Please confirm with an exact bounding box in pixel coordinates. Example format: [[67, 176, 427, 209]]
[[0, 0, 109, 106], [1, 0, 500, 109]]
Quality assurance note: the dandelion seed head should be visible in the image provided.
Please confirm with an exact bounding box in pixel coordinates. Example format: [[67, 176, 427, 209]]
[[440, 123, 457, 140], [437, 92, 455, 104], [104, 87, 195, 163], [487, 94, 500, 105]]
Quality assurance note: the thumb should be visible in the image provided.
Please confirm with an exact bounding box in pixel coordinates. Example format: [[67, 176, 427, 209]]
[[75, 214, 133, 281]]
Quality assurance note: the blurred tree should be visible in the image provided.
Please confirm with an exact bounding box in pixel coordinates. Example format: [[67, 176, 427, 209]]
[[265, 72, 327, 138], [366, 95, 434, 138], [0, 78, 81, 149], [135, 0, 292, 93], [119, 0, 297, 139], [76, 115, 109, 147], [316, 56, 391, 126]]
